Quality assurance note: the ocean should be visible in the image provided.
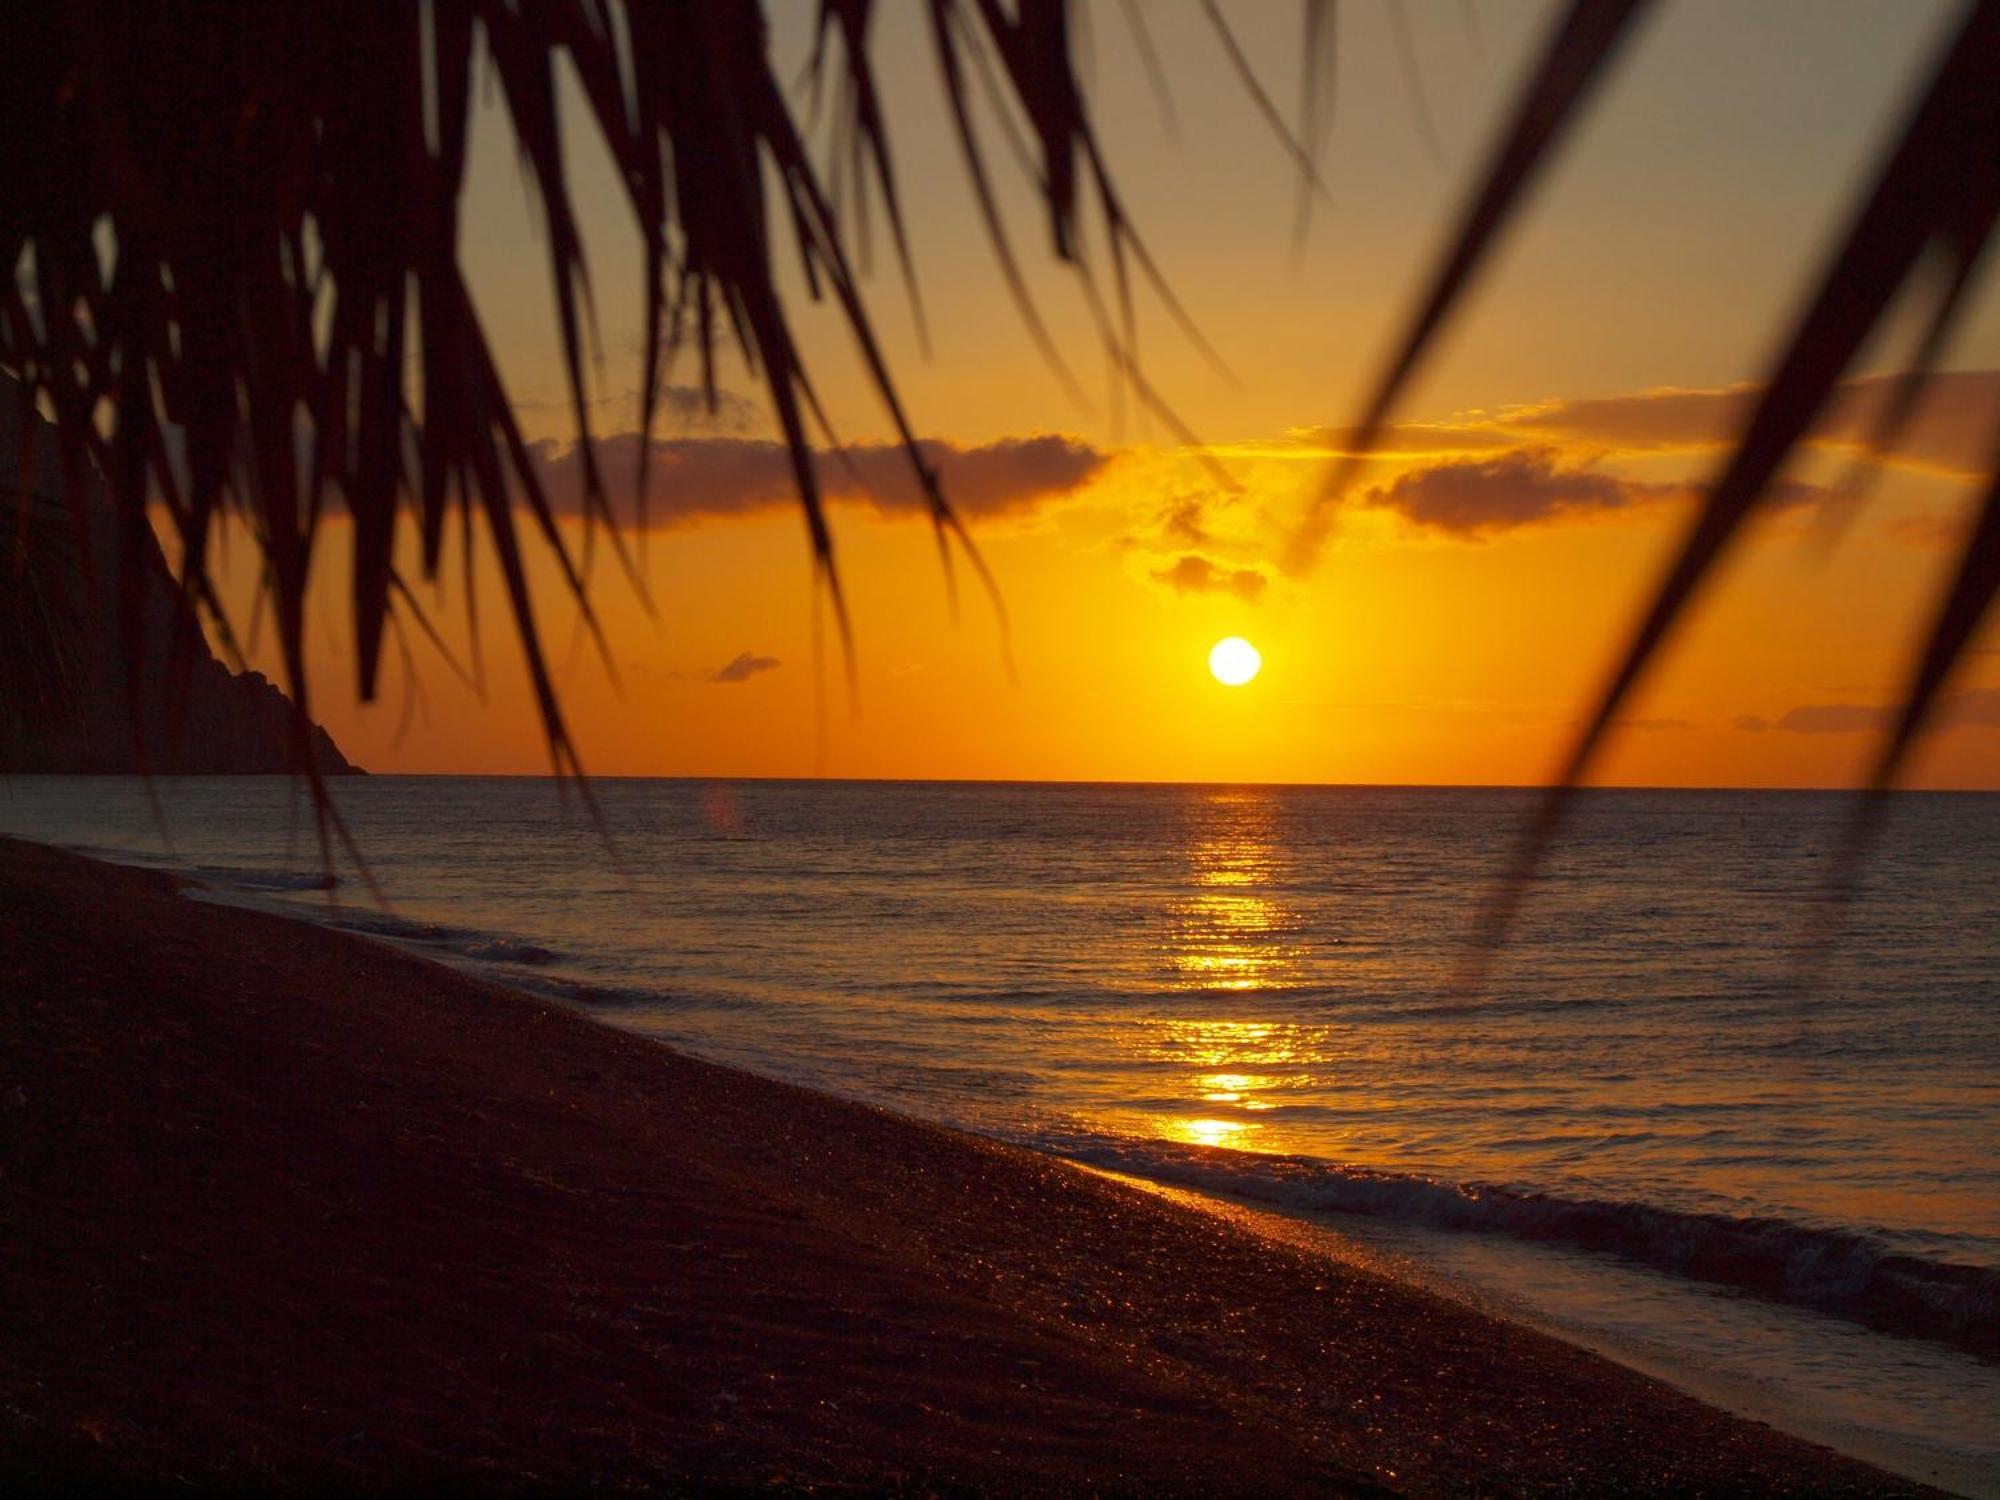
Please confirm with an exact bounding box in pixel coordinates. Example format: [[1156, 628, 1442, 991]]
[[4, 775, 1996, 1492]]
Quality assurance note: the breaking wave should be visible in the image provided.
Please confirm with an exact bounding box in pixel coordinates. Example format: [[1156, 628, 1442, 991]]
[[323, 910, 559, 967], [1052, 1133, 2000, 1361], [195, 863, 339, 893]]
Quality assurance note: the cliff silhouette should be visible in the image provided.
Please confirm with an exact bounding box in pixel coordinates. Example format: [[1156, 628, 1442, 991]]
[[1, 395, 359, 776]]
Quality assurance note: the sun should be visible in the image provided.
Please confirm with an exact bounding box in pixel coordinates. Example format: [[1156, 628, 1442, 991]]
[[1208, 636, 1261, 687]]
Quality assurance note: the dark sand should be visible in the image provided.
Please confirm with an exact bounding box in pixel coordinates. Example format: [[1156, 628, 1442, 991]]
[[0, 838, 1933, 1494]]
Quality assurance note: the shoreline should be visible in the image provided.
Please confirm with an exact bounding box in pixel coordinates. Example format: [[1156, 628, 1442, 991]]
[[1096, 1172, 1999, 1500], [0, 837, 1937, 1494]]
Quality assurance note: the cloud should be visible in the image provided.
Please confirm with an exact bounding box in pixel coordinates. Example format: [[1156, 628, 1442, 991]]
[[1150, 554, 1269, 603], [1772, 688, 2000, 733], [1283, 371, 1997, 482], [1774, 703, 1892, 733], [708, 651, 781, 684], [1942, 689, 2000, 727], [1287, 422, 1522, 458], [1506, 370, 1998, 477], [527, 432, 1107, 528], [1731, 714, 1770, 733], [1362, 448, 1678, 536], [1355, 447, 1834, 538], [1504, 385, 1757, 452], [1749, 478, 1834, 514], [1881, 509, 1971, 549], [1160, 496, 1211, 547]]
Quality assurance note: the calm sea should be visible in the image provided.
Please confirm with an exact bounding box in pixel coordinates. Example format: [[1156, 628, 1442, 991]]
[[4, 776, 1996, 1491]]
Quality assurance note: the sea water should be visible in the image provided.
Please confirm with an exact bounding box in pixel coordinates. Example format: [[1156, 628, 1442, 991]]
[[4, 776, 1995, 1492]]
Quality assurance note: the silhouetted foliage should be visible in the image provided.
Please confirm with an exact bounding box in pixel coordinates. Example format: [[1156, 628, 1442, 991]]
[[2, 0, 1994, 934]]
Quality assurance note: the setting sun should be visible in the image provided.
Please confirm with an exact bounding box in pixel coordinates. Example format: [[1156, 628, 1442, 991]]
[[1208, 637, 1262, 687], [6, 4, 1998, 1493]]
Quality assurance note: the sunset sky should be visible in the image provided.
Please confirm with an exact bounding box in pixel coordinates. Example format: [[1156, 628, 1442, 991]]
[[220, 0, 2000, 788]]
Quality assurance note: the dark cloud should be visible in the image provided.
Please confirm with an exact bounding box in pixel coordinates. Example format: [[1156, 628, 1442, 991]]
[[1160, 496, 1211, 547], [1359, 447, 1831, 537], [1363, 448, 1677, 536], [1773, 689, 2000, 733], [527, 432, 1106, 528], [1775, 703, 1890, 733], [708, 651, 781, 684], [1505, 386, 1757, 452], [1508, 370, 1999, 477], [1938, 689, 2000, 727], [1282, 370, 1998, 478], [1731, 714, 1770, 733], [1150, 554, 1268, 603]]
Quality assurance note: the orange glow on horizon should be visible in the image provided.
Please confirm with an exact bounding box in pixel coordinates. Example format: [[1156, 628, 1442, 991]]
[[182, 419, 2000, 792], [225, 0, 1990, 792]]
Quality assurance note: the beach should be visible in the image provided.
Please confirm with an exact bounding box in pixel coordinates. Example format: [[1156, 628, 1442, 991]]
[[0, 836, 1934, 1495]]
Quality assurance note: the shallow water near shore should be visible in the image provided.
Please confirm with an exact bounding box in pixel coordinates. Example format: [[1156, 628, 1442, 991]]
[[5, 774, 1996, 1490]]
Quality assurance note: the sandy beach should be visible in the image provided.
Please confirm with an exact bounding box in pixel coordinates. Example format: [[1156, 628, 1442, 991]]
[[0, 836, 1933, 1495]]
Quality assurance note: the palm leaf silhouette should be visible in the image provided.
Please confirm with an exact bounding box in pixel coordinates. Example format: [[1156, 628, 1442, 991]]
[[1283, 0, 1996, 964], [0, 0, 1211, 774], [1463, 0, 1998, 964], [1, 0, 1994, 940], [1288, 0, 1653, 570]]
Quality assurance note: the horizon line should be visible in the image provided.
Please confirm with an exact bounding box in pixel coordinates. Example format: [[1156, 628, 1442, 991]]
[[308, 771, 2000, 795]]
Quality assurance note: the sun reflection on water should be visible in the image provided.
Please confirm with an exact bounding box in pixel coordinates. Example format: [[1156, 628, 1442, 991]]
[[1195, 1071, 1279, 1108], [1147, 1028, 1316, 1150], [1164, 791, 1302, 994], [1163, 1117, 1252, 1148], [1147, 794, 1317, 1149]]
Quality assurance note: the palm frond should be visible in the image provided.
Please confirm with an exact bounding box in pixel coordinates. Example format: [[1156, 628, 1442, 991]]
[[1870, 449, 2000, 790], [3, 0, 1994, 961], [1292, 0, 1340, 252], [1813, 198, 1995, 549], [5, 0, 1242, 795], [0, 5, 901, 783], [1289, 0, 1654, 571], [1466, 0, 2000, 971]]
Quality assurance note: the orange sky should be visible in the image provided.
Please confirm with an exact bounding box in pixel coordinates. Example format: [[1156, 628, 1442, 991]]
[[208, 0, 2000, 788]]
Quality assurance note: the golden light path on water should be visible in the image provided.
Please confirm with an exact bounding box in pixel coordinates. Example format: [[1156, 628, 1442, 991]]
[[1151, 789, 1313, 1151]]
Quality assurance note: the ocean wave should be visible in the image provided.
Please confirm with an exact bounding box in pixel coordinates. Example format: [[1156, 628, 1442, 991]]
[[1052, 1133, 2000, 1361], [196, 863, 339, 893], [327, 910, 559, 967], [460, 938, 560, 965], [555, 980, 659, 1007]]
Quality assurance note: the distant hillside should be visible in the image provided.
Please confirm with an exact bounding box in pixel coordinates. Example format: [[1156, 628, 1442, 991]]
[[0, 394, 359, 776]]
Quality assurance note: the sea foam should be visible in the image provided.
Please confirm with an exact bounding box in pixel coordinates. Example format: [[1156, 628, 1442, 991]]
[[1050, 1132, 2000, 1360]]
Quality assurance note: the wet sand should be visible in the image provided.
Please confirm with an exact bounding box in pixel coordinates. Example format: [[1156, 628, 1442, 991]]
[[0, 837, 1933, 1494]]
